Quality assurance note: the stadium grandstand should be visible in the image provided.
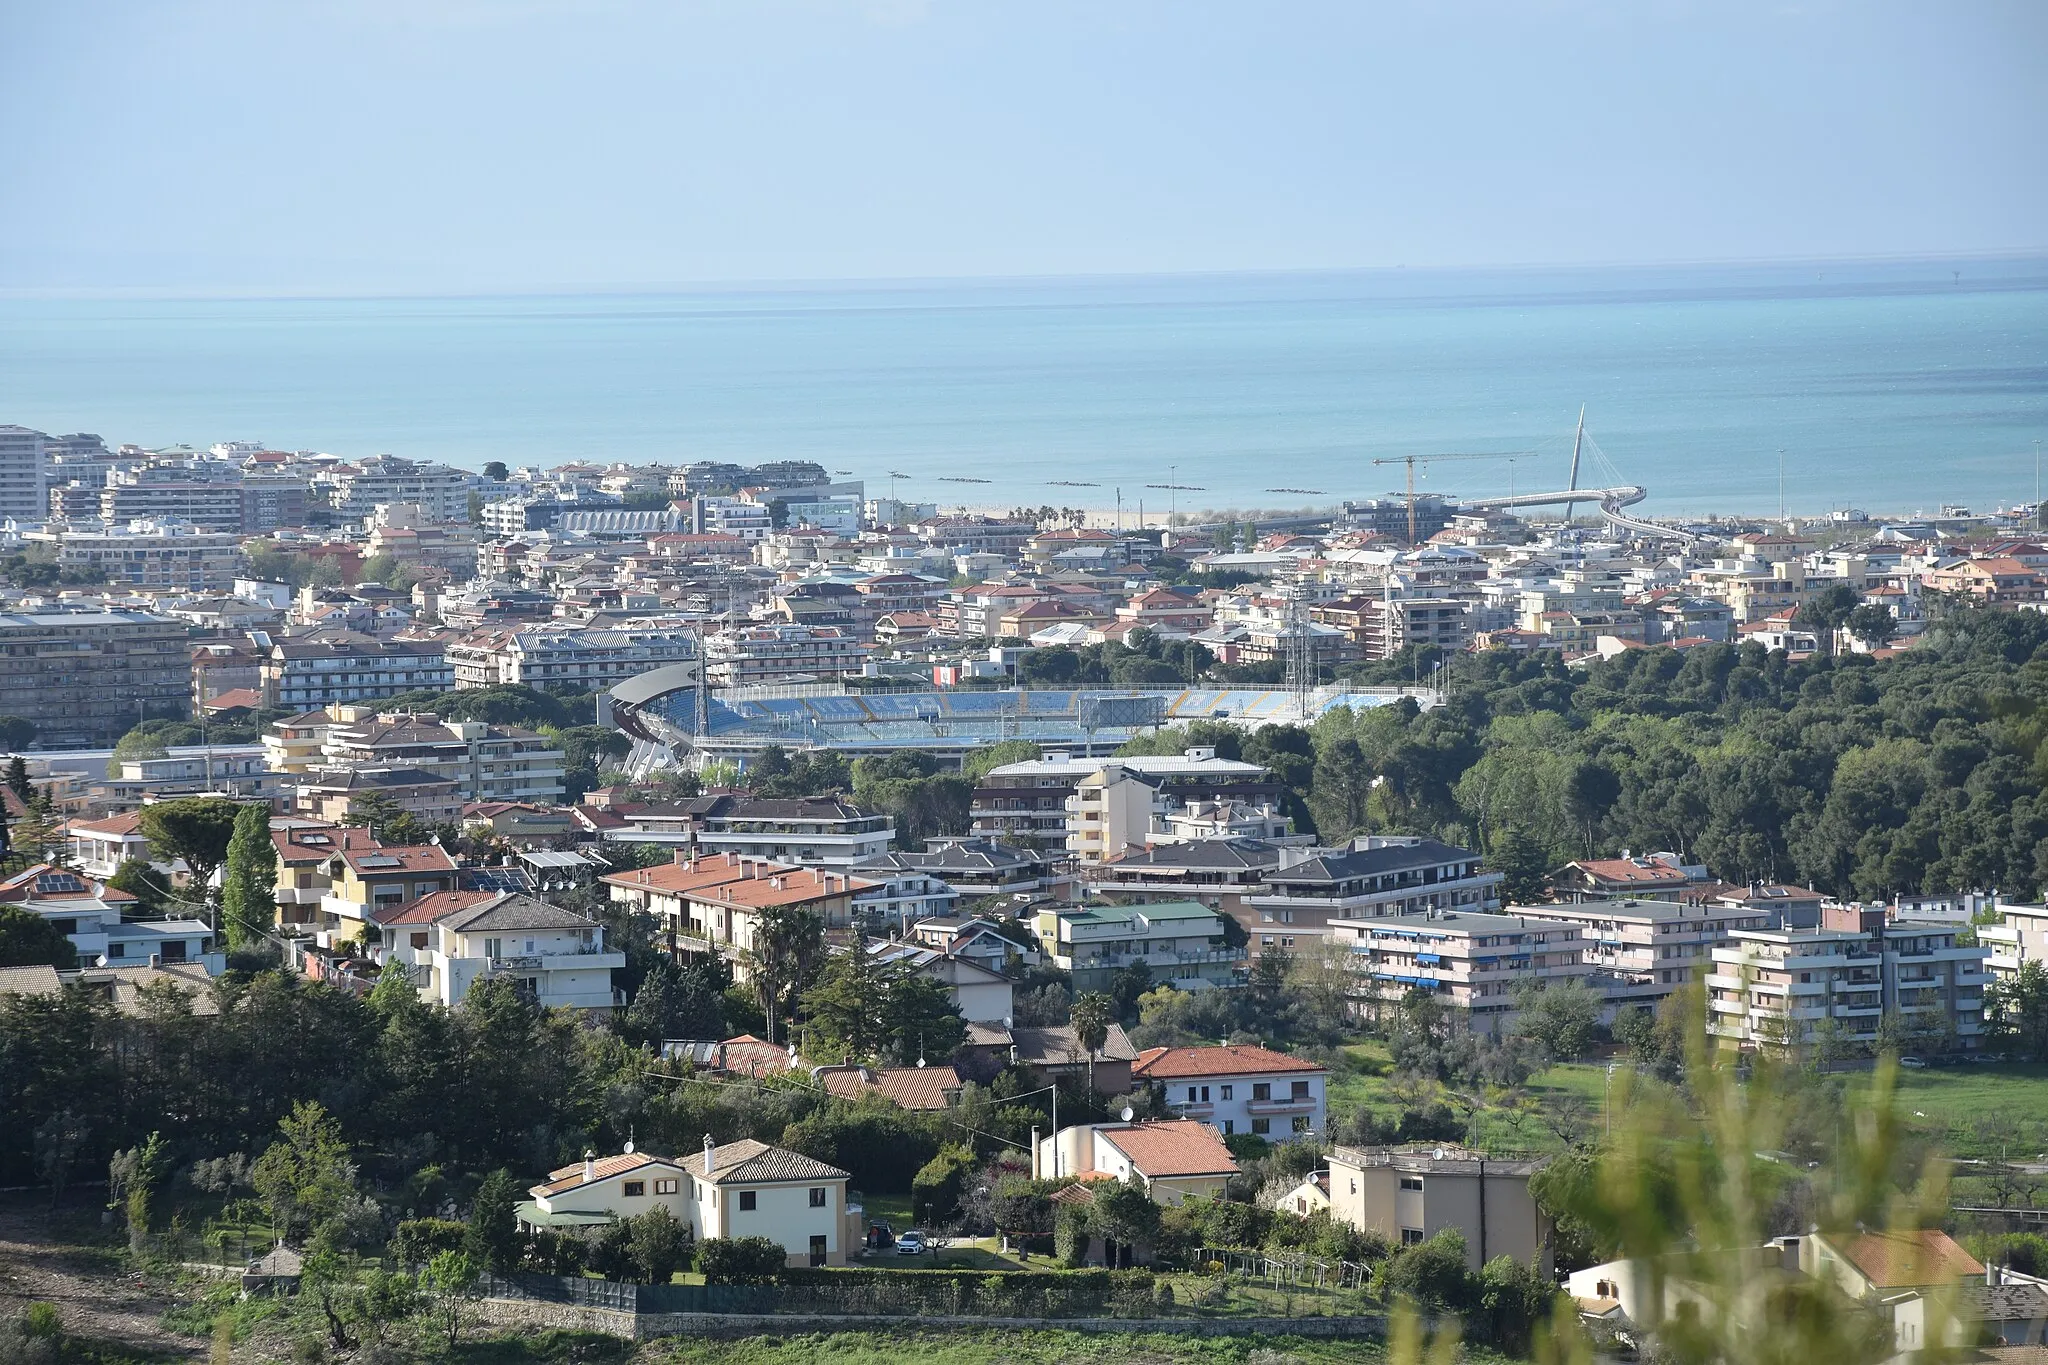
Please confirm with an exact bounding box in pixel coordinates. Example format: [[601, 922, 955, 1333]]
[[607, 671, 1437, 772]]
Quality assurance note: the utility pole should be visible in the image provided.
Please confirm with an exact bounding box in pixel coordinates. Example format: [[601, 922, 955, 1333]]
[[1778, 448, 1786, 522]]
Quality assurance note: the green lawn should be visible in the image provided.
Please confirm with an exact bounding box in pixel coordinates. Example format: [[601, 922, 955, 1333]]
[[854, 1191, 915, 1230], [1333, 1037, 2048, 1166], [1884, 1062, 2048, 1160], [1327, 1043, 1618, 1156], [645, 1328, 1512, 1364]]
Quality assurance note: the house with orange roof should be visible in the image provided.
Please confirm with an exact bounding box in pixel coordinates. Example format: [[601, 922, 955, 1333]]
[[1133, 1044, 1327, 1142], [600, 851, 871, 965], [65, 810, 152, 880], [307, 830, 458, 947], [1805, 1227, 1985, 1300], [1924, 556, 2047, 605], [1034, 1119, 1239, 1206], [1555, 854, 1696, 903]]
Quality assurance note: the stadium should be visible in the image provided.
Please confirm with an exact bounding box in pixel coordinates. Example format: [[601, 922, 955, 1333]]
[[605, 663, 1435, 771]]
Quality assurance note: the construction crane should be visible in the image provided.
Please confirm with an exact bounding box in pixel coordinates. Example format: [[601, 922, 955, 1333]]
[[1370, 451, 1530, 544]]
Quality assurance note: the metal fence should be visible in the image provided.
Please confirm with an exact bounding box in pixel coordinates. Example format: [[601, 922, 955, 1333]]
[[480, 1270, 1175, 1319]]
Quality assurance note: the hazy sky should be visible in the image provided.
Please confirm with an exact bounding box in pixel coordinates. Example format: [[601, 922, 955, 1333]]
[[3, 0, 2043, 291]]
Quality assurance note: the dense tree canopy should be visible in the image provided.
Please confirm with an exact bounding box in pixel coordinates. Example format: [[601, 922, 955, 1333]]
[[1127, 609, 2048, 900]]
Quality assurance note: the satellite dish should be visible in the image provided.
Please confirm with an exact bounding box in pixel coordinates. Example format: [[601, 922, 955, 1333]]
[[1120, 1106, 1134, 1123], [1433, 1147, 1446, 1161], [623, 1139, 635, 1154]]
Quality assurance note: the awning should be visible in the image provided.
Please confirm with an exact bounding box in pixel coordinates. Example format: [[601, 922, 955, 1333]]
[[515, 1200, 616, 1228], [1415, 953, 1442, 965]]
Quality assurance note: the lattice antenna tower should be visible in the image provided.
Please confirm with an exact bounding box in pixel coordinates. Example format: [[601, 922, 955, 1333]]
[[1283, 585, 1316, 722]]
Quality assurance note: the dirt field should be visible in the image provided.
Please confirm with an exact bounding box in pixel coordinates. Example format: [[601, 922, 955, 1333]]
[[0, 1198, 200, 1359]]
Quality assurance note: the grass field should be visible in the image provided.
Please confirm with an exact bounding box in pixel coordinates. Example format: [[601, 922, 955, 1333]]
[[1329, 1036, 2048, 1165], [644, 1328, 1511, 1364], [1884, 1062, 2048, 1160]]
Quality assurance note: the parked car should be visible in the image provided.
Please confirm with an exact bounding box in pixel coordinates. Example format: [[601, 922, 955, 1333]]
[[1898, 1056, 1927, 1069], [895, 1230, 927, 1256]]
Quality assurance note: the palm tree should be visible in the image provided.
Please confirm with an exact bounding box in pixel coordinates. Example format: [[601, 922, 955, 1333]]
[[740, 905, 824, 1046], [1070, 991, 1113, 1096]]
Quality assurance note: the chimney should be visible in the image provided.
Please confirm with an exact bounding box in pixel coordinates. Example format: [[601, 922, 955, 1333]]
[[673, 848, 690, 867], [703, 1133, 716, 1175], [583, 1149, 597, 1184]]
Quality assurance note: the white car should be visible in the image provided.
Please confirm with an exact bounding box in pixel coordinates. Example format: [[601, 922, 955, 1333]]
[[895, 1230, 927, 1255]]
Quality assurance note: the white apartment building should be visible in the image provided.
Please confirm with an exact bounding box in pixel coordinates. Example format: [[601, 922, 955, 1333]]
[[315, 456, 474, 523], [1133, 1044, 1328, 1142], [261, 634, 453, 711], [690, 495, 775, 541], [691, 796, 895, 869], [1705, 912, 1991, 1053], [317, 709, 567, 804], [447, 626, 698, 691], [970, 749, 1281, 855], [0, 425, 49, 522], [1243, 837, 1503, 950], [1036, 899, 1244, 993], [28, 521, 243, 592], [703, 623, 865, 686], [1327, 909, 1591, 1033], [1528, 898, 1771, 1014], [377, 890, 624, 1011], [1980, 904, 2048, 982]]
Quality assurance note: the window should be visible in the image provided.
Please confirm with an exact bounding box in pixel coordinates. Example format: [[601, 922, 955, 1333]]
[[1251, 1118, 1271, 1135], [1291, 1079, 1310, 1099], [1292, 1115, 1312, 1133], [1252, 1082, 1271, 1101], [1219, 1085, 1233, 1101], [739, 1190, 757, 1211], [654, 1179, 678, 1195], [1400, 1176, 1424, 1192], [622, 1181, 645, 1197], [1401, 1228, 1426, 1246], [1222, 1120, 1234, 1134], [810, 1234, 829, 1267], [809, 1187, 827, 1207]]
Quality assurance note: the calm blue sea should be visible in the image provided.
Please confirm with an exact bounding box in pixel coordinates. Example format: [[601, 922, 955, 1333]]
[[1, 258, 2044, 519]]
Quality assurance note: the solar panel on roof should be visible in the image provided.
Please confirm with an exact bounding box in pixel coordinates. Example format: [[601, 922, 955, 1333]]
[[458, 868, 532, 892], [358, 855, 403, 869], [34, 872, 84, 894]]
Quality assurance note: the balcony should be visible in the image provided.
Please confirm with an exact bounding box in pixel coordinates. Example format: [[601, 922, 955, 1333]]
[[1245, 1096, 1317, 1115], [488, 951, 626, 973]]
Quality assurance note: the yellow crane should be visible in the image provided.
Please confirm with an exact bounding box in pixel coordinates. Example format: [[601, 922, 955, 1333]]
[[1370, 451, 1527, 544]]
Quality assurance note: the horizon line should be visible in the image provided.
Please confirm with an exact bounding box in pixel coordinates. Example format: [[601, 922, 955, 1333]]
[[3, 247, 2046, 306]]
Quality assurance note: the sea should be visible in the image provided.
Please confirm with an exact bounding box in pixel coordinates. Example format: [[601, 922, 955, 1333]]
[[1, 256, 2044, 521]]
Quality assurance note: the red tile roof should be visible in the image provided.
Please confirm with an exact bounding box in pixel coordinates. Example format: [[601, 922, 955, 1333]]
[[373, 889, 497, 927], [1133, 1044, 1326, 1081], [1097, 1120, 1239, 1179], [532, 1152, 685, 1197], [1564, 858, 1691, 887], [1828, 1229, 1983, 1289]]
